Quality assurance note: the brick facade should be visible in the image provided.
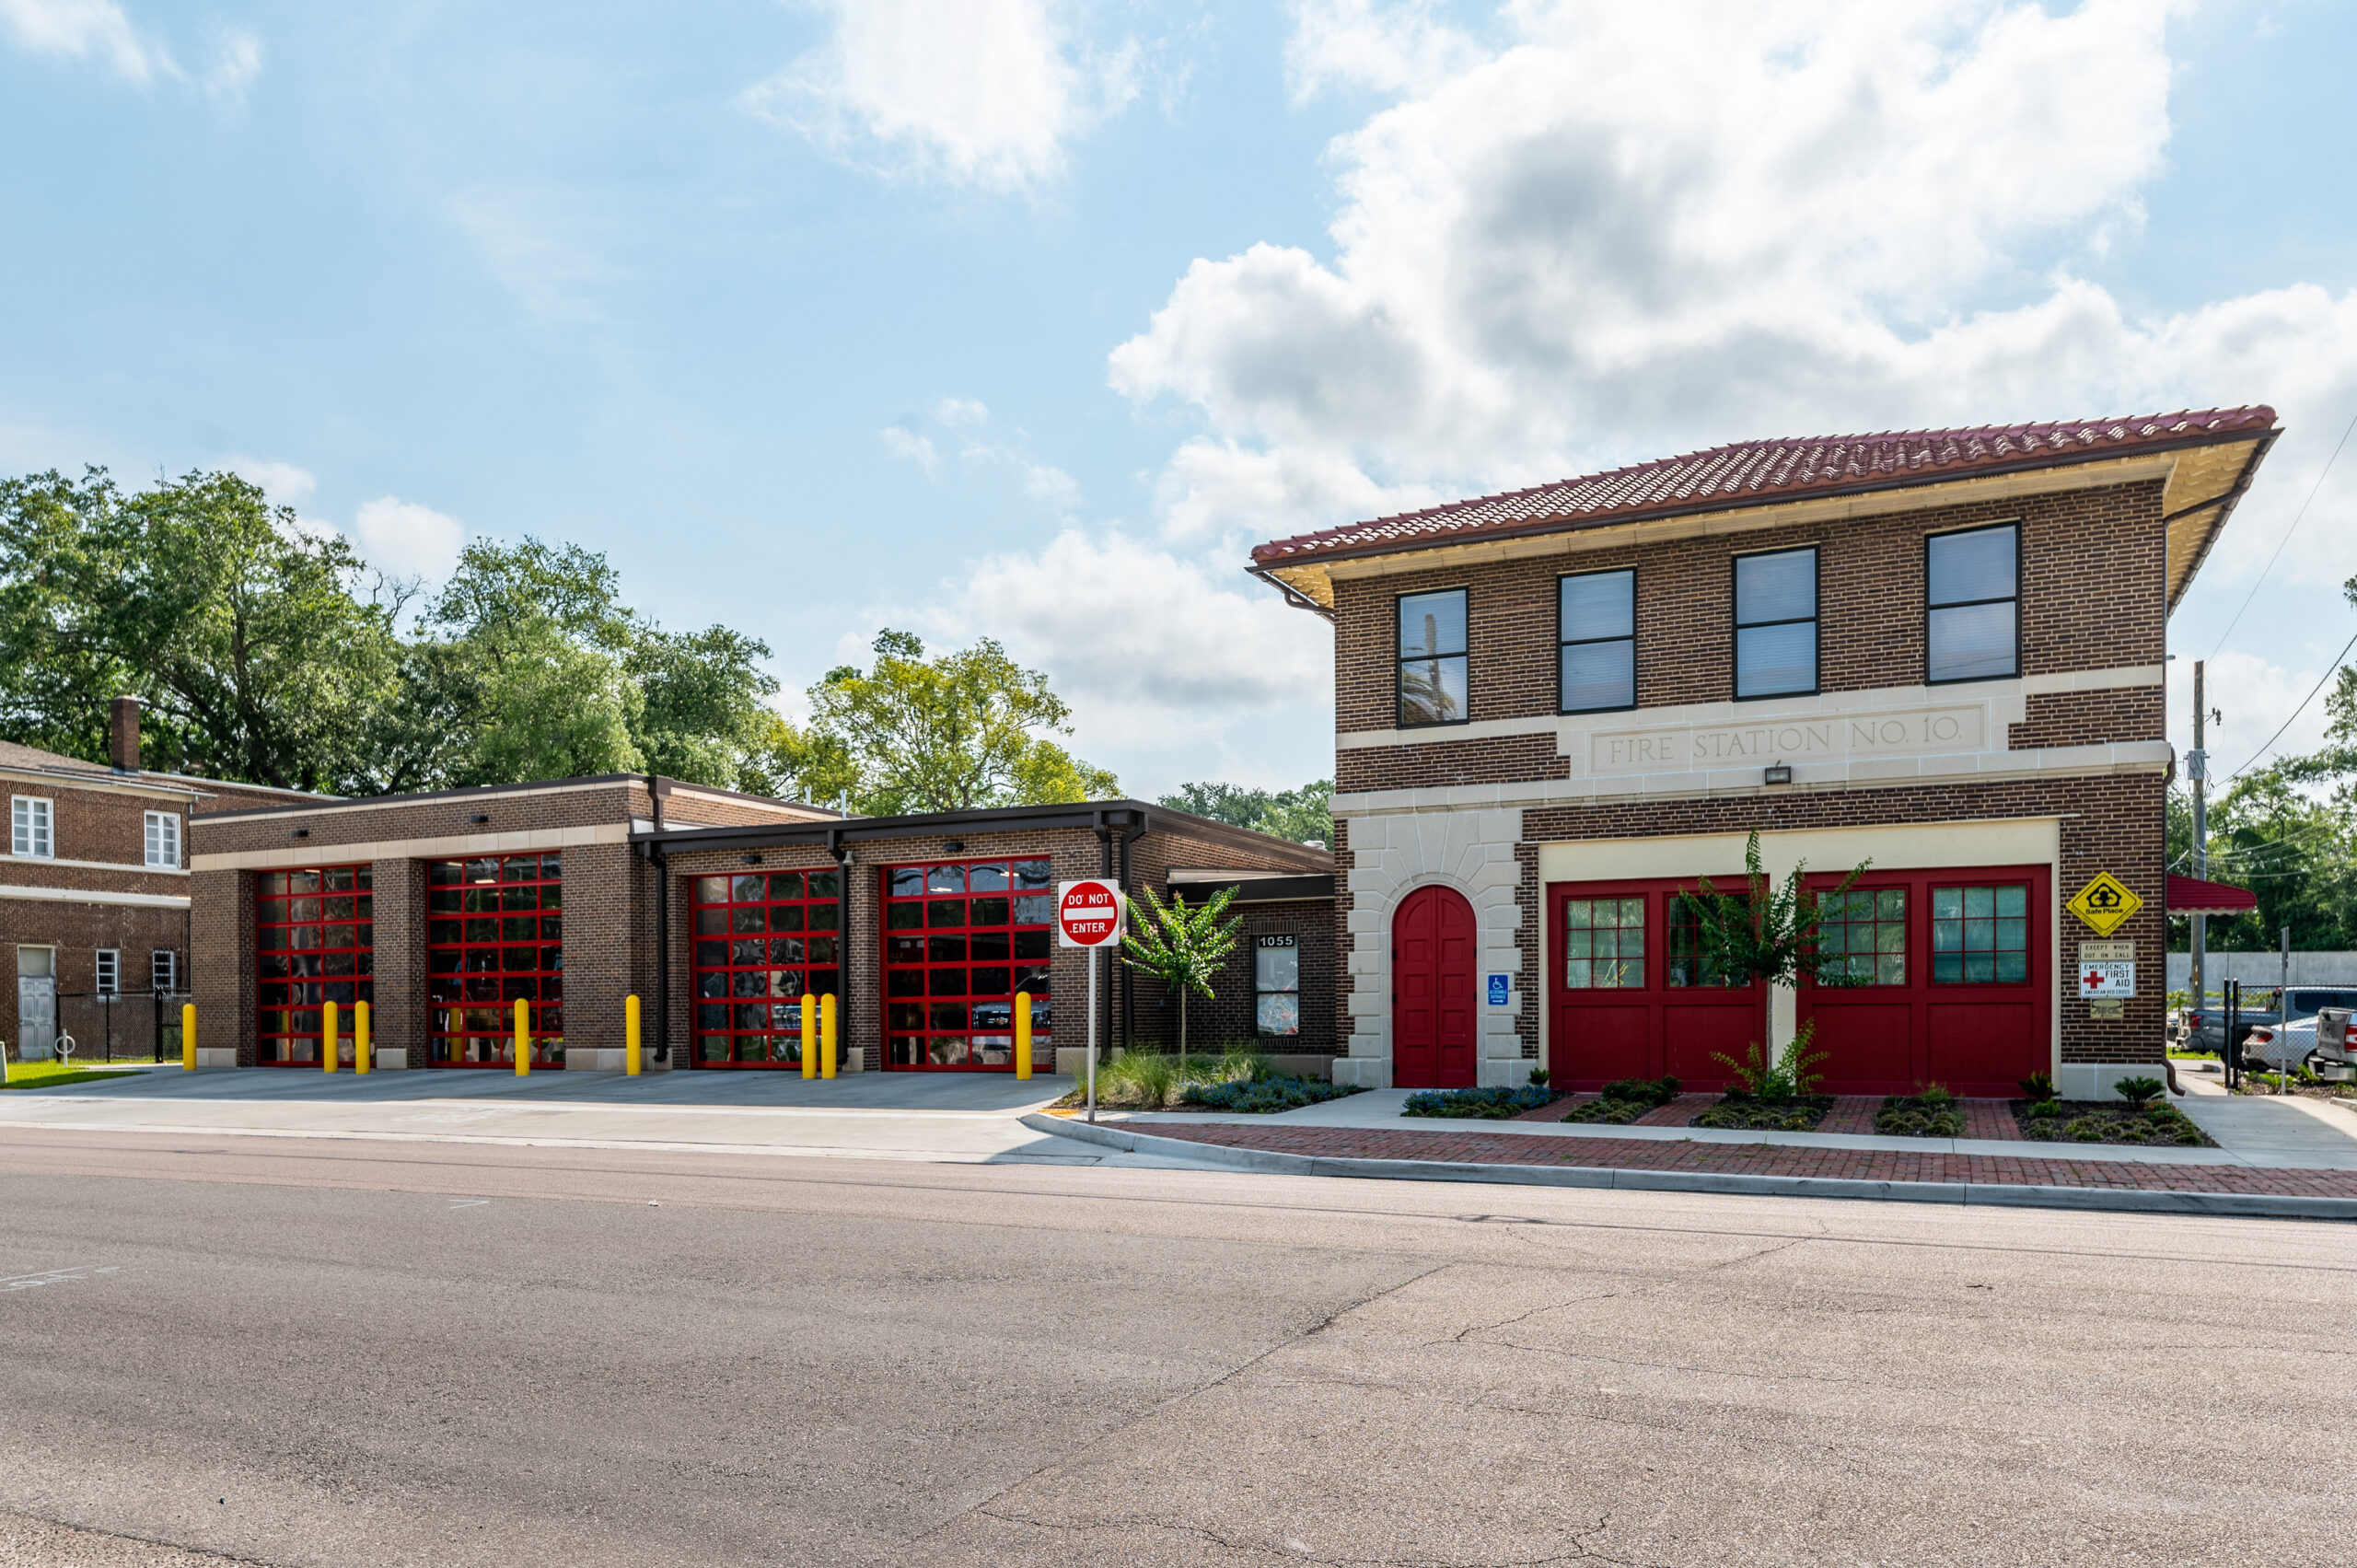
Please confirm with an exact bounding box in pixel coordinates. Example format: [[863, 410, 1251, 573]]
[[1308, 458, 2197, 1098]]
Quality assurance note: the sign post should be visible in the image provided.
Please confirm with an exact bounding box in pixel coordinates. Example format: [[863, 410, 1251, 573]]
[[1058, 879, 1127, 1124]]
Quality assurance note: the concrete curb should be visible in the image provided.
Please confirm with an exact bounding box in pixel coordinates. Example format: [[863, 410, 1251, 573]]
[[1019, 1113, 2357, 1220]]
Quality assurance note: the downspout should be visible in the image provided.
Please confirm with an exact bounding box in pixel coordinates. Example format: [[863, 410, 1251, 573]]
[[830, 825, 853, 1068]]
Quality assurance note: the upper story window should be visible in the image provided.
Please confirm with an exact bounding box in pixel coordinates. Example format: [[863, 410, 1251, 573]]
[[11, 796, 52, 859], [1558, 569, 1635, 713], [144, 810, 180, 868], [1926, 522, 2019, 683], [1397, 588, 1469, 726], [1733, 547, 1817, 699]]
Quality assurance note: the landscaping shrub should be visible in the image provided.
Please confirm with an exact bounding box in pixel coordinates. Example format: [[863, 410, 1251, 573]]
[[2014, 1098, 2210, 1146], [2112, 1075, 2165, 1107], [1873, 1094, 1964, 1137], [1401, 1085, 1558, 1120], [1183, 1076, 1364, 1114], [2018, 1072, 2057, 1101], [1691, 1095, 1833, 1132], [1561, 1076, 1680, 1124]]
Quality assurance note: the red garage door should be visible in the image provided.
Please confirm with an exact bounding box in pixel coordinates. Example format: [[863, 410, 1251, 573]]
[[1801, 865, 2049, 1098], [1546, 879, 1764, 1090], [1394, 886, 1476, 1088]]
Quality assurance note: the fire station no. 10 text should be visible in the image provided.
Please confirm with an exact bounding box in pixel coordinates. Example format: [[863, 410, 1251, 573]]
[[1587, 706, 1986, 774]]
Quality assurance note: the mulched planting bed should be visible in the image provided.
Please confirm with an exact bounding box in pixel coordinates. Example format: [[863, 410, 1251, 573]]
[[2010, 1099, 2215, 1146], [1137, 1122, 2357, 1197], [1560, 1076, 1679, 1124], [1691, 1095, 1834, 1132], [1402, 1085, 1560, 1120], [1874, 1096, 1966, 1137]]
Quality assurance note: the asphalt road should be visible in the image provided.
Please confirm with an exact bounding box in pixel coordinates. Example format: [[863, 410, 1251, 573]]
[[0, 1128, 2350, 1567]]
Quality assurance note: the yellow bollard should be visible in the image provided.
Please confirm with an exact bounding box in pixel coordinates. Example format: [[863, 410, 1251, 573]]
[[820, 993, 838, 1080], [322, 1000, 338, 1074], [355, 1000, 371, 1075], [1015, 991, 1031, 1080], [626, 993, 642, 1075], [515, 997, 530, 1076], [181, 1003, 195, 1071], [800, 993, 816, 1079]]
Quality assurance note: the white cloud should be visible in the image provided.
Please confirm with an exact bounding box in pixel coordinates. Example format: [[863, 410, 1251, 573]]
[[352, 497, 464, 583], [1113, 0, 2357, 582], [1017, 459, 1078, 506], [0, 0, 168, 84], [221, 456, 318, 507], [896, 528, 1332, 758], [881, 425, 940, 475], [203, 28, 261, 104], [744, 0, 1138, 190], [934, 396, 990, 427], [2172, 648, 2343, 787]]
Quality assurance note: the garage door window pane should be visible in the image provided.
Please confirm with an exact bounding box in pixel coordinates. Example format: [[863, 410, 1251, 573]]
[[1931, 883, 2028, 984], [1562, 898, 1644, 989]]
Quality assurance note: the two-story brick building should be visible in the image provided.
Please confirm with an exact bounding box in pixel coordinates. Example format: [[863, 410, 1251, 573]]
[[5, 698, 315, 1061], [1252, 410, 2278, 1100]]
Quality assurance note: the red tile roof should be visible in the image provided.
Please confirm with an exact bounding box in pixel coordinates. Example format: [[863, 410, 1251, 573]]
[[1250, 407, 2279, 566]]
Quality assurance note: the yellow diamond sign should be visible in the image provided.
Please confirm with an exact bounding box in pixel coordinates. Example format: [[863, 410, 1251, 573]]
[[2065, 872, 2143, 936]]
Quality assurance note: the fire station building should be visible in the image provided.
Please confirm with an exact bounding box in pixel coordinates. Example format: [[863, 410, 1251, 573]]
[[1250, 409, 2279, 1100], [187, 778, 1334, 1072]]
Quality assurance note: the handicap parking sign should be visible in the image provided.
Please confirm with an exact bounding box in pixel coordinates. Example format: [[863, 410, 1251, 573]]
[[1486, 973, 1510, 1006]]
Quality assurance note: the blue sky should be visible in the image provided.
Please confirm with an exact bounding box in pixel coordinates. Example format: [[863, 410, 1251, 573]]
[[4, 0, 2356, 799]]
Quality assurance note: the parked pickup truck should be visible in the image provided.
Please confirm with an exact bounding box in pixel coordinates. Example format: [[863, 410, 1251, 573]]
[[2172, 987, 2357, 1060]]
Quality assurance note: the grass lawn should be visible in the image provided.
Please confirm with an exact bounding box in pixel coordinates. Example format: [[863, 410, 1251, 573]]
[[1, 1060, 156, 1090]]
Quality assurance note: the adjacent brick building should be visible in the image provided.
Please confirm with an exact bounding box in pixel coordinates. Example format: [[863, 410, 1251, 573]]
[[1252, 409, 2280, 1099], [5, 699, 315, 1063], [189, 782, 1334, 1072]]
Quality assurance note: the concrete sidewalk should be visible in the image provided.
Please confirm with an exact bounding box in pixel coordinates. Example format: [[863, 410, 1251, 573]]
[[0, 1069, 1218, 1168]]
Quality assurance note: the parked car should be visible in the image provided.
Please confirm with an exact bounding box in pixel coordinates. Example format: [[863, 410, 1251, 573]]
[[2175, 987, 2357, 1061]]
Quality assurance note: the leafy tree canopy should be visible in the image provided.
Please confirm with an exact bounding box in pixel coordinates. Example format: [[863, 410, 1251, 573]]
[[767, 629, 1117, 815], [1159, 779, 1332, 844]]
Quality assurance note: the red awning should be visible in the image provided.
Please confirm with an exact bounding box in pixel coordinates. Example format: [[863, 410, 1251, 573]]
[[2167, 873, 2258, 915]]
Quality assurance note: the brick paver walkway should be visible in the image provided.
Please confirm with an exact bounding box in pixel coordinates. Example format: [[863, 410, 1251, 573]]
[[1144, 1122, 2357, 1198]]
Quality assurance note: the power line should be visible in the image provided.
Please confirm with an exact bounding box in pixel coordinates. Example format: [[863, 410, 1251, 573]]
[[2211, 408, 2357, 658], [2225, 623, 2357, 781]]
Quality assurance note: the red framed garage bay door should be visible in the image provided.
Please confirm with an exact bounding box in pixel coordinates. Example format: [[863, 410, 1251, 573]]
[[880, 858, 1053, 1070], [1800, 865, 2049, 1098], [1546, 879, 1763, 1090], [426, 854, 563, 1067], [254, 865, 374, 1066], [689, 868, 841, 1067]]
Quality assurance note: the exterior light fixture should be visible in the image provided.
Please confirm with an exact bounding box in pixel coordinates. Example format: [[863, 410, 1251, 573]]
[[291, 828, 309, 839], [469, 813, 490, 824], [742, 853, 763, 866], [943, 840, 964, 853], [1763, 765, 1794, 786]]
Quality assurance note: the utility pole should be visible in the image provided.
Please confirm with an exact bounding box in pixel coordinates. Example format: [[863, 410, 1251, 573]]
[[2189, 660, 2208, 1013]]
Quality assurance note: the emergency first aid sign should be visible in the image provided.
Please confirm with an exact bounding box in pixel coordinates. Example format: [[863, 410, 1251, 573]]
[[1058, 879, 1126, 947], [2077, 960, 2135, 999]]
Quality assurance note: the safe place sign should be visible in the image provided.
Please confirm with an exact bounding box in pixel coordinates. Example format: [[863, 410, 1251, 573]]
[[2064, 872, 2142, 936], [1057, 879, 1127, 948]]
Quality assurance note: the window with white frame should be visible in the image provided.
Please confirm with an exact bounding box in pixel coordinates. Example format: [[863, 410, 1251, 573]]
[[151, 950, 180, 993], [95, 948, 120, 995], [144, 810, 180, 868], [1254, 935, 1300, 1037], [11, 796, 52, 858]]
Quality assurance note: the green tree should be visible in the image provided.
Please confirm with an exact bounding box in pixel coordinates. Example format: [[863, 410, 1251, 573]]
[[789, 630, 1117, 814], [1120, 886, 1243, 1063], [0, 468, 402, 791], [1686, 830, 1869, 1097], [1159, 779, 1333, 844]]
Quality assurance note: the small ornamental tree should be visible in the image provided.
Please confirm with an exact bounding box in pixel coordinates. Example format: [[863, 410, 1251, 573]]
[[1120, 887, 1243, 1065], [1687, 830, 1872, 1098]]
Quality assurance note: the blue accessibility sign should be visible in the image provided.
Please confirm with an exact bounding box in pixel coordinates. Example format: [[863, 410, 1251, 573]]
[[1486, 973, 1510, 1006]]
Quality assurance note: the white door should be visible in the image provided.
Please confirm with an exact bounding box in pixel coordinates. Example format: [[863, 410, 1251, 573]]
[[16, 947, 56, 1061]]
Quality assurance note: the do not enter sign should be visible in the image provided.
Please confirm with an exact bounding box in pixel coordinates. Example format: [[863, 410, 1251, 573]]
[[1058, 879, 1126, 947]]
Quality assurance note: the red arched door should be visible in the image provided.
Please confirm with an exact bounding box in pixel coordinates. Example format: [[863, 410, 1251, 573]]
[[1394, 886, 1476, 1088]]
